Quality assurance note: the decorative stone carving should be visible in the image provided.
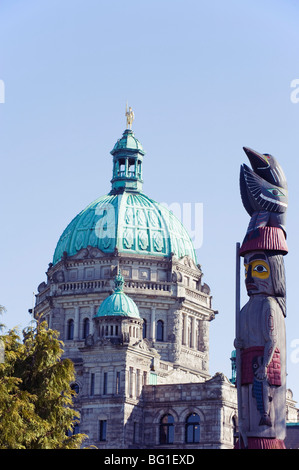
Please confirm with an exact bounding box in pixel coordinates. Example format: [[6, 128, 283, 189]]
[[123, 229, 134, 249], [52, 270, 65, 283], [138, 230, 148, 250], [37, 282, 47, 292], [153, 231, 163, 252], [136, 209, 147, 226], [125, 207, 134, 225], [139, 268, 149, 280], [201, 283, 210, 295], [148, 210, 159, 227]]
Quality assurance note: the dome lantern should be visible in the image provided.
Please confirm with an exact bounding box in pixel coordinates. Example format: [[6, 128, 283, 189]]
[[110, 107, 145, 194]]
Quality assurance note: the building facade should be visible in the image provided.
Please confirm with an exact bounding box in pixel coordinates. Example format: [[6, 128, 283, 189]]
[[33, 122, 297, 449]]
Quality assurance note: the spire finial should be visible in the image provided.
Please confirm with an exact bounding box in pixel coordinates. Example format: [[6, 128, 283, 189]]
[[125, 103, 134, 130], [114, 272, 124, 292]]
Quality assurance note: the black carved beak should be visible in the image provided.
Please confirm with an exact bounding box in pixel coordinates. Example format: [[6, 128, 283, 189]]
[[243, 147, 269, 171]]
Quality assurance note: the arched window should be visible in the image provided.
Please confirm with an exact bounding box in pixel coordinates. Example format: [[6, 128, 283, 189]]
[[83, 318, 90, 339], [159, 414, 174, 444], [137, 160, 142, 178], [143, 319, 147, 338], [156, 320, 164, 341], [185, 413, 200, 443], [67, 319, 74, 340]]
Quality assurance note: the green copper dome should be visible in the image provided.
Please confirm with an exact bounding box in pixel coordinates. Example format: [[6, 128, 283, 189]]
[[53, 191, 197, 265], [111, 129, 145, 154], [52, 126, 197, 265], [95, 274, 140, 319]]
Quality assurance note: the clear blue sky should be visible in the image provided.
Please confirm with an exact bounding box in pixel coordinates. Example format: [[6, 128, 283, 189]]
[[1, 0, 299, 402]]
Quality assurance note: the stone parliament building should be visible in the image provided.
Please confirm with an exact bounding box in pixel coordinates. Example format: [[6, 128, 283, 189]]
[[33, 119, 299, 449]]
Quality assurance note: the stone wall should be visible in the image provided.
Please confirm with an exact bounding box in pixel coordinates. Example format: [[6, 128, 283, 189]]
[[142, 374, 237, 449]]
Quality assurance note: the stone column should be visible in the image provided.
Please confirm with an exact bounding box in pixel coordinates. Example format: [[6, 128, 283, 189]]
[[151, 307, 156, 341], [182, 312, 188, 346], [191, 316, 195, 349], [90, 305, 98, 335]]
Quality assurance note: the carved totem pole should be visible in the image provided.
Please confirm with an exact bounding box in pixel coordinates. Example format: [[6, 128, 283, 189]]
[[235, 147, 288, 449]]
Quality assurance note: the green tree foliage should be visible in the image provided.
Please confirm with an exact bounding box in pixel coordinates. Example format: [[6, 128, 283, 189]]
[[0, 317, 87, 449]]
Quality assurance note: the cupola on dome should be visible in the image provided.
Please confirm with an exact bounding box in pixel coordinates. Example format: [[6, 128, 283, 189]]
[[52, 111, 197, 266], [111, 128, 144, 153]]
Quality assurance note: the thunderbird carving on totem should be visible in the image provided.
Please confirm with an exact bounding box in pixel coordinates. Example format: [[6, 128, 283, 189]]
[[235, 147, 287, 449]]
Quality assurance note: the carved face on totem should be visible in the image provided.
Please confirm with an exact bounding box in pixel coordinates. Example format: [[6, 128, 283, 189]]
[[244, 251, 274, 296]]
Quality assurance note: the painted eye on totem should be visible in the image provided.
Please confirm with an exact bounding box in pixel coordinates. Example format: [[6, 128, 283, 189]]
[[253, 264, 267, 273], [267, 188, 285, 197]]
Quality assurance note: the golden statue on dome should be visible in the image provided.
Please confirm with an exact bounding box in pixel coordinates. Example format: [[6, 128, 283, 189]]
[[125, 103, 134, 129]]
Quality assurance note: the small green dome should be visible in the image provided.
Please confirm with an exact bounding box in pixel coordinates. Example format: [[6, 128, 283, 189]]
[[95, 274, 140, 319], [111, 129, 145, 155]]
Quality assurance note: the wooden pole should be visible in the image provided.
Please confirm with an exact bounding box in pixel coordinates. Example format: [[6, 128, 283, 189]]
[[235, 242, 247, 448]]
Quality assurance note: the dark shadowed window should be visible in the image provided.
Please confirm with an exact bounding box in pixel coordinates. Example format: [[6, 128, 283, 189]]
[[99, 420, 107, 441], [156, 320, 164, 341], [159, 414, 174, 444], [103, 372, 108, 394], [67, 319, 74, 340], [185, 413, 200, 443], [90, 373, 95, 396], [83, 318, 90, 339], [143, 319, 147, 338]]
